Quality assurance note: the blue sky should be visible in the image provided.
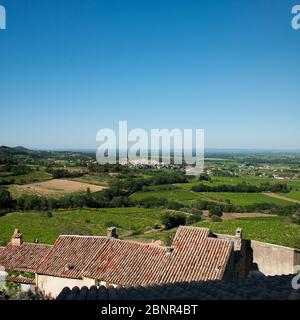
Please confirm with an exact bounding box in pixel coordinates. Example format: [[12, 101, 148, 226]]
[[0, 0, 300, 149]]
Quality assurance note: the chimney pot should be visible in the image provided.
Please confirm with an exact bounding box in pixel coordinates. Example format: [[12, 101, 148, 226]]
[[11, 228, 23, 246], [166, 247, 173, 256], [107, 227, 118, 239], [235, 228, 243, 239], [64, 263, 75, 272], [234, 228, 242, 251]]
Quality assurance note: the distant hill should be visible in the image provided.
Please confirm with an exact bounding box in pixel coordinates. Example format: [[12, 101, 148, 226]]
[[0, 146, 36, 156]]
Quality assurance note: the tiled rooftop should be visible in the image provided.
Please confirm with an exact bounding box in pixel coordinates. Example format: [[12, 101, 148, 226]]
[[0, 242, 52, 273], [160, 226, 232, 282], [82, 238, 169, 285], [36, 236, 109, 279], [36, 226, 233, 285], [5, 275, 35, 285], [56, 274, 300, 300]]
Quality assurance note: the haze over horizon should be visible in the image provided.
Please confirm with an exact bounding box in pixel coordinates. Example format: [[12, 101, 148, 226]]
[[1, 0, 300, 149]]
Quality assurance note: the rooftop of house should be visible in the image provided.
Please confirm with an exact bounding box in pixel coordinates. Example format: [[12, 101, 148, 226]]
[[0, 226, 233, 286], [56, 274, 300, 300], [36, 226, 233, 285], [0, 229, 52, 273]]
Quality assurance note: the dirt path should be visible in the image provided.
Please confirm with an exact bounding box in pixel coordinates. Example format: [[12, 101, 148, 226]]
[[262, 192, 300, 205], [222, 212, 276, 220]]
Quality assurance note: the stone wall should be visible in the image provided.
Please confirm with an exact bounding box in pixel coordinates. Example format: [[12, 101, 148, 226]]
[[215, 229, 300, 277], [251, 240, 300, 276]]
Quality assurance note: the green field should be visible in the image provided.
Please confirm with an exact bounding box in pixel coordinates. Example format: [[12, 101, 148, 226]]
[[279, 190, 300, 201], [0, 171, 52, 184], [199, 192, 292, 206], [0, 209, 299, 249], [71, 174, 111, 186], [128, 216, 300, 248], [177, 175, 300, 187], [195, 217, 300, 248], [130, 187, 199, 202], [130, 185, 293, 207], [0, 208, 165, 245]]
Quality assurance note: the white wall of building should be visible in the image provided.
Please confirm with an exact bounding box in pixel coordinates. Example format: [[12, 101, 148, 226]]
[[36, 274, 96, 298], [251, 240, 300, 275]]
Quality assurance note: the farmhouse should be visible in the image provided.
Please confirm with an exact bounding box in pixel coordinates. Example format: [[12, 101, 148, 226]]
[[0, 226, 238, 297], [1, 226, 299, 298]]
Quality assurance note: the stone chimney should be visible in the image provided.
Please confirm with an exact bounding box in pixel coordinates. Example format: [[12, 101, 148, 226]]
[[64, 263, 75, 272], [234, 228, 243, 251], [166, 247, 173, 256], [11, 228, 23, 246], [107, 227, 118, 239]]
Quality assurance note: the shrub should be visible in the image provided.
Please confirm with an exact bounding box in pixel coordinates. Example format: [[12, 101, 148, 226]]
[[161, 212, 186, 230], [186, 212, 202, 225], [104, 220, 120, 228], [210, 215, 222, 222], [198, 173, 211, 181], [131, 228, 143, 236], [163, 230, 176, 246], [208, 206, 223, 217], [46, 211, 53, 218]]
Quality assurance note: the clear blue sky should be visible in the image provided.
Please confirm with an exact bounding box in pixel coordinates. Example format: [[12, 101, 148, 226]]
[[0, 0, 299, 149]]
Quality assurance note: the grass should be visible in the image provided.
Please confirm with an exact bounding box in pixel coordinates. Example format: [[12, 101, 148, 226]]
[[130, 188, 199, 202], [129, 216, 300, 248], [199, 192, 292, 206], [1, 208, 299, 249], [71, 174, 111, 186], [130, 185, 292, 207], [178, 175, 300, 188], [0, 208, 165, 245], [279, 190, 300, 201], [194, 217, 300, 248], [0, 171, 52, 185]]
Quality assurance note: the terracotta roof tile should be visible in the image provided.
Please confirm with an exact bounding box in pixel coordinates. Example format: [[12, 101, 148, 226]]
[[37, 226, 233, 286], [36, 236, 109, 279], [160, 226, 232, 282], [0, 243, 52, 273], [82, 239, 169, 285], [5, 275, 35, 285]]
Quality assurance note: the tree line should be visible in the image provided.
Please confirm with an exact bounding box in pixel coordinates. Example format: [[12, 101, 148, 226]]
[[192, 182, 290, 193]]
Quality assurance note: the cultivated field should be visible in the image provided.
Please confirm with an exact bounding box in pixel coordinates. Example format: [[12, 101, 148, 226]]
[[130, 187, 293, 207], [130, 188, 199, 202], [71, 174, 111, 186], [200, 192, 292, 206], [195, 217, 300, 248], [0, 208, 299, 248], [0, 171, 52, 184], [13, 179, 106, 195], [0, 208, 164, 245]]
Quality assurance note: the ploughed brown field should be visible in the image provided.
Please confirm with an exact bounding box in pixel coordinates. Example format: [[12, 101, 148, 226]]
[[14, 179, 106, 195]]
